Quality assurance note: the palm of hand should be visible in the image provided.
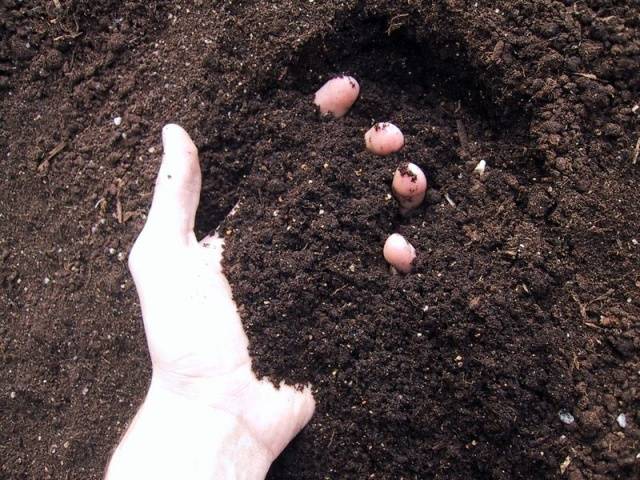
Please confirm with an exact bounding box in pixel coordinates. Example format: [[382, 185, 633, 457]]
[[128, 125, 314, 461]]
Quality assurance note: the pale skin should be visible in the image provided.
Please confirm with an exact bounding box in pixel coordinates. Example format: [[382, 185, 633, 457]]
[[313, 75, 360, 118], [383, 233, 416, 274], [108, 82, 419, 477], [364, 122, 405, 156], [105, 124, 315, 480], [392, 162, 427, 212]]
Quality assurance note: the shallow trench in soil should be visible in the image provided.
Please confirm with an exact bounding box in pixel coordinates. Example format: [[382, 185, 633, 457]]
[[194, 14, 578, 480]]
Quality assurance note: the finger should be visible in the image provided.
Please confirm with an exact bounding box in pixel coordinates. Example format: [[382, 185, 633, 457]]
[[364, 122, 404, 156], [392, 162, 427, 212], [314, 75, 360, 118], [383, 233, 416, 274], [145, 124, 201, 241]]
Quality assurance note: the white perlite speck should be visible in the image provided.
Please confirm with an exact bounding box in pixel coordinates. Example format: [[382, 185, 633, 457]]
[[473, 160, 486, 175], [113, 116, 122, 126], [616, 413, 627, 428], [559, 410, 574, 425]]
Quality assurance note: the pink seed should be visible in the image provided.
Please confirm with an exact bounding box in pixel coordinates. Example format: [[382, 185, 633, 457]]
[[392, 162, 427, 212], [383, 233, 416, 274], [364, 122, 404, 156], [313, 75, 360, 118]]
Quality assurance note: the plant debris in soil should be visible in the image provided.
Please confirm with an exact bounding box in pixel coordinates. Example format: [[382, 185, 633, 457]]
[[1, 1, 639, 479]]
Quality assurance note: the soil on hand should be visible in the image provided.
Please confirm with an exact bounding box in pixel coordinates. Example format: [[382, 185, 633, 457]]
[[1, 1, 639, 479]]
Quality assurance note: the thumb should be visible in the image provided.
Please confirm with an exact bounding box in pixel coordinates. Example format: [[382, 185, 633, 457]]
[[145, 124, 201, 242]]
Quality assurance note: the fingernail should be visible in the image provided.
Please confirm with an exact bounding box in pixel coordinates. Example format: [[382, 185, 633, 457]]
[[162, 124, 180, 152], [161, 124, 196, 162]]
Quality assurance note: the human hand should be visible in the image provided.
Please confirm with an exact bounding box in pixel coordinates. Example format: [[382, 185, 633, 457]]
[[106, 125, 315, 480]]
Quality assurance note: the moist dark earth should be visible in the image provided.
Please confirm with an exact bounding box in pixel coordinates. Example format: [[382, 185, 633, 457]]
[[1, 1, 639, 479]]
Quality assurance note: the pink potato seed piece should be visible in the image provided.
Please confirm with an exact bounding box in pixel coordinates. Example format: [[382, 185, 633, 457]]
[[313, 75, 360, 118], [392, 162, 427, 212], [364, 122, 404, 156], [383, 233, 416, 274]]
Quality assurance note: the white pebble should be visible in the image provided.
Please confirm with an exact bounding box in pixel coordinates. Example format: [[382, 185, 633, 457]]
[[43, 277, 50, 285], [10, 391, 16, 399], [558, 411, 574, 424], [113, 116, 122, 126], [473, 160, 486, 175], [616, 413, 627, 428]]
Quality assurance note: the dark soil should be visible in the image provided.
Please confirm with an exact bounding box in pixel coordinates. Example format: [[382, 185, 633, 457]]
[[1, 1, 639, 479]]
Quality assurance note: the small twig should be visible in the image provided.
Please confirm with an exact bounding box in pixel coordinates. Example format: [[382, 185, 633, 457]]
[[116, 197, 123, 224], [114, 178, 126, 224], [589, 289, 614, 306], [491, 40, 505, 63], [571, 289, 614, 322], [444, 193, 456, 208], [572, 72, 610, 84], [572, 72, 598, 80], [331, 285, 347, 296], [84, 263, 92, 289], [571, 293, 588, 321], [46, 141, 66, 161], [632, 137, 639, 165], [53, 0, 61, 8], [53, 31, 82, 42], [327, 430, 335, 448], [386, 14, 409, 35], [37, 141, 66, 172], [584, 322, 604, 330], [456, 119, 469, 156]]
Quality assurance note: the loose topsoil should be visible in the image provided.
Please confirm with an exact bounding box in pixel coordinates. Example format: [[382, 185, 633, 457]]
[[1, 1, 639, 479]]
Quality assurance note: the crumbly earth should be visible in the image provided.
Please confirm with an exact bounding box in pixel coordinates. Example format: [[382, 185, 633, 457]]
[[1, 1, 639, 479]]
